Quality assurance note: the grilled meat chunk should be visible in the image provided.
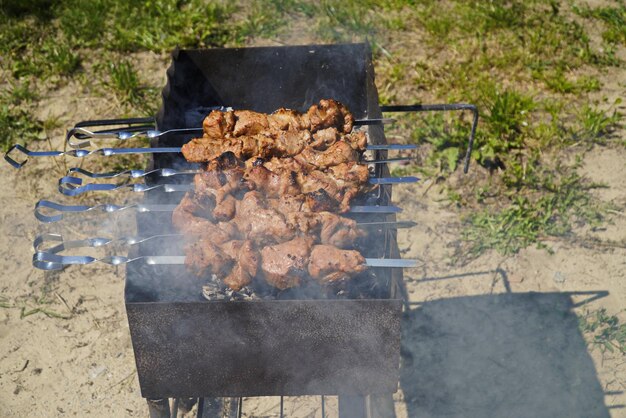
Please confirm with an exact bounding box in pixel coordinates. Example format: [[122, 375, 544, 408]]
[[285, 212, 364, 248], [308, 245, 367, 284], [294, 140, 359, 168], [305, 99, 354, 134], [234, 191, 294, 243], [260, 237, 314, 289], [232, 110, 270, 136], [203, 110, 236, 139], [244, 165, 300, 197], [172, 192, 237, 242], [221, 240, 258, 290], [310, 127, 339, 150], [185, 238, 234, 277]]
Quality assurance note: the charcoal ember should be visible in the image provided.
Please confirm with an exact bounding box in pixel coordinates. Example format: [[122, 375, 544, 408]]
[[224, 286, 256, 301], [202, 280, 258, 301], [202, 282, 229, 301]]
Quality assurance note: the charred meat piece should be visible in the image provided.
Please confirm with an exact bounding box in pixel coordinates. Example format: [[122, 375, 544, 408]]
[[234, 191, 295, 244], [185, 238, 234, 277], [296, 162, 369, 213], [221, 240, 258, 290], [285, 212, 364, 248], [212, 194, 237, 222], [203, 110, 236, 139], [268, 108, 309, 132], [309, 127, 339, 150], [294, 140, 359, 168], [244, 165, 299, 198], [308, 245, 367, 284], [345, 131, 367, 151], [260, 237, 314, 289], [305, 99, 354, 134], [232, 110, 270, 136], [172, 193, 236, 242]]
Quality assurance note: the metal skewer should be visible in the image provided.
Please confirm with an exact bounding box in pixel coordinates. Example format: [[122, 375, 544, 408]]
[[33, 250, 419, 271], [57, 175, 419, 196], [33, 224, 417, 253], [5, 143, 416, 169], [34, 200, 403, 223], [64, 155, 413, 179], [66, 118, 396, 149]]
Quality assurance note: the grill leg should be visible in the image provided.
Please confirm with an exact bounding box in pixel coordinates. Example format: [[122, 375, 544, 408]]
[[339, 395, 368, 418], [196, 397, 240, 418], [338, 395, 396, 418], [147, 398, 171, 418]]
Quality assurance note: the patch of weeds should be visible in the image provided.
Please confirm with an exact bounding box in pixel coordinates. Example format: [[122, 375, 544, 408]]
[[574, 101, 622, 144], [41, 37, 82, 77], [1, 291, 71, 320], [463, 169, 605, 256], [574, 4, 626, 46], [235, 0, 307, 40], [537, 70, 601, 94], [410, 113, 471, 173], [579, 309, 626, 355], [471, 84, 536, 169], [0, 83, 43, 151], [54, 0, 109, 48], [0, 15, 46, 78], [104, 59, 157, 114], [314, 0, 377, 41], [309, 0, 412, 42], [109, 0, 236, 51]]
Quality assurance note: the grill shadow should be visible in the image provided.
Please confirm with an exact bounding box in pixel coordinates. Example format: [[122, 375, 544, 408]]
[[400, 291, 610, 418]]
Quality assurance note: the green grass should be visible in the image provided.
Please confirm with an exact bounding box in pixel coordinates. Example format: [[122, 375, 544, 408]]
[[0, 290, 72, 320], [579, 309, 626, 355], [463, 169, 606, 256], [0, 82, 43, 151], [103, 59, 159, 114], [575, 102, 622, 144], [55, 0, 236, 52], [574, 4, 626, 46]]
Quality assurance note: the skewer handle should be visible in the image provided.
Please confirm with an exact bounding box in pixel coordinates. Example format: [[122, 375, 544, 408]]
[[34, 200, 178, 223], [4, 144, 182, 169]]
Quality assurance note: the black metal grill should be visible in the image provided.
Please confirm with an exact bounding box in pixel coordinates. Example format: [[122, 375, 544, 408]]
[[125, 43, 405, 417]]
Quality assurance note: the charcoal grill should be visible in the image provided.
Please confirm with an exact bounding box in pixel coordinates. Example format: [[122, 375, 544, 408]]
[[131, 44, 406, 418], [6, 42, 478, 418]]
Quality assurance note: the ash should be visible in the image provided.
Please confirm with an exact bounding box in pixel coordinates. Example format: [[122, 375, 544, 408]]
[[201, 270, 389, 302]]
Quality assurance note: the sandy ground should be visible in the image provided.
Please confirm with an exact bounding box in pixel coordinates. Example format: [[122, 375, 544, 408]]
[[0, 50, 625, 418]]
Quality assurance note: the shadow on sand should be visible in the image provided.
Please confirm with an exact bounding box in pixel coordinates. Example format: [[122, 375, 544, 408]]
[[400, 290, 615, 418]]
